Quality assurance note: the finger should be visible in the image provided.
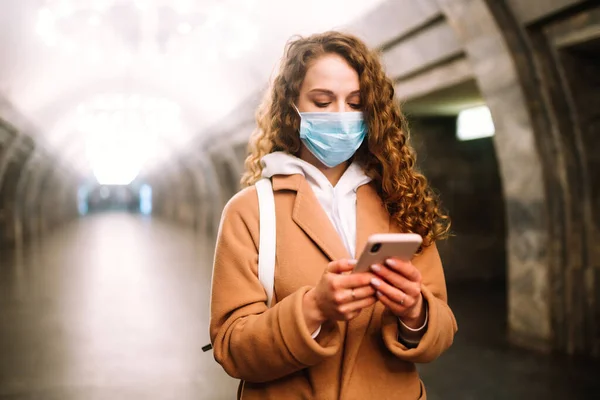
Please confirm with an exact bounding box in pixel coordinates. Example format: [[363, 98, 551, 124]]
[[375, 290, 404, 315], [384, 259, 421, 283], [327, 259, 357, 274], [339, 295, 377, 315], [370, 264, 421, 297], [332, 285, 375, 305], [334, 272, 376, 289], [371, 277, 417, 308], [350, 285, 377, 300]]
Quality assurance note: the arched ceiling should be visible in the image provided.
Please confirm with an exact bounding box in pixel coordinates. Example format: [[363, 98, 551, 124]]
[[0, 0, 387, 181]]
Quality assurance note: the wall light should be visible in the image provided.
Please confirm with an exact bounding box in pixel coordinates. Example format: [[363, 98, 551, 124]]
[[457, 105, 495, 141]]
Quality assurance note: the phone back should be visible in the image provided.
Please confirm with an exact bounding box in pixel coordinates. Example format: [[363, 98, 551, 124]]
[[354, 233, 422, 273]]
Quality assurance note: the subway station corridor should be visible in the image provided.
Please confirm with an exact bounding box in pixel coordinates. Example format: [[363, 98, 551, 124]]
[[1, 212, 599, 399], [1, 0, 600, 398]]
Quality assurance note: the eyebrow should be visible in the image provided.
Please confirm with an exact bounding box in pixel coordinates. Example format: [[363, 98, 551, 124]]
[[307, 89, 361, 96]]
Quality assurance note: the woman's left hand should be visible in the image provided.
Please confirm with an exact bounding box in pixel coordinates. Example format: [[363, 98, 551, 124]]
[[369, 258, 426, 329]]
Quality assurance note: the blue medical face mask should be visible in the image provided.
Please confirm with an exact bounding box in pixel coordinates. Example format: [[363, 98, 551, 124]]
[[294, 105, 368, 168]]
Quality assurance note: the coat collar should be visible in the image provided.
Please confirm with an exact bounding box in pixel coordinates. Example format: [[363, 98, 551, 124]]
[[271, 174, 390, 261], [273, 174, 350, 261]]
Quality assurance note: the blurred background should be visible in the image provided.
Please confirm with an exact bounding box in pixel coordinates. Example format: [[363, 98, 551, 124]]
[[0, 0, 599, 399]]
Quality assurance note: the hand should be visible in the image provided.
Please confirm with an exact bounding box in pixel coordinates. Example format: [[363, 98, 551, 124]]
[[303, 259, 377, 331], [369, 258, 425, 329]]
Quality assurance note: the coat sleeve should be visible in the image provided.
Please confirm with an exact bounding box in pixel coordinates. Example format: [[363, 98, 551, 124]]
[[209, 189, 342, 383], [380, 242, 457, 363]]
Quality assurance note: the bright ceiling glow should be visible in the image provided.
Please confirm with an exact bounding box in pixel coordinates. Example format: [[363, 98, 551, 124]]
[[88, 15, 102, 27], [174, 0, 194, 14], [177, 23, 193, 35], [16, 0, 388, 177], [457, 106, 495, 141], [35, 0, 261, 63], [79, 93, 184, 185], [36, 8, 58, 46]]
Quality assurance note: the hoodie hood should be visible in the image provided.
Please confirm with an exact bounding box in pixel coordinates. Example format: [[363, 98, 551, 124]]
[[260, 151, 372, 196]]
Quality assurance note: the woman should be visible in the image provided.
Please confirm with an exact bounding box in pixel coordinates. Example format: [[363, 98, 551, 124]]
[[209, 31, 457, 399]]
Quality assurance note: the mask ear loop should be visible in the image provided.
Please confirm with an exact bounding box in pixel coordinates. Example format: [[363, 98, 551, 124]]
[[292, 104, 305, 138], [292, 104, 302, 116]]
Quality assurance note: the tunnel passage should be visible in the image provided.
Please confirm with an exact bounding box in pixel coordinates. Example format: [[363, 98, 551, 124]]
[[0, 5, 598, 399], [0, 0, 598, 399]]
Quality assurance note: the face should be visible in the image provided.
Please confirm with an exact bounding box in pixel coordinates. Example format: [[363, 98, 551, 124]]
[[297, 53, 361, 113]]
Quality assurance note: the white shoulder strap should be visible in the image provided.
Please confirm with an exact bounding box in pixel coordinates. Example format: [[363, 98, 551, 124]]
[[255, 178, 276, 307]]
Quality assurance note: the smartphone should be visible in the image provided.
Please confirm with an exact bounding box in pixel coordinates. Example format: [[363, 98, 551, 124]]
[[353, 233, 423, 273]]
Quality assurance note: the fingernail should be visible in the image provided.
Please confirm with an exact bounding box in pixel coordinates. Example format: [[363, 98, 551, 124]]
[[370, 264, 381, 272], [348, 259, 357, 266], [376, 291, 383, 297], [371, 278, 381, 287], [385, 259, 397, 267]]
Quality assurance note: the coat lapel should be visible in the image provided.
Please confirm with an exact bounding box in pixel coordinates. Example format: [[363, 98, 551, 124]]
[[272, 175, 350, 262], [340, 182, 390, 392], [272, 175, 392, 393]]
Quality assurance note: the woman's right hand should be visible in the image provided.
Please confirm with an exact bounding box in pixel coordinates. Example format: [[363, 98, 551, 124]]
[[303, 259, 377, 332]]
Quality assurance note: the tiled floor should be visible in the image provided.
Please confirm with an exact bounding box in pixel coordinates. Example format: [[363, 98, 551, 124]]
[[419, 282, 600, 399], [0, 213, 598, 399], [0, 213, 237, 399]]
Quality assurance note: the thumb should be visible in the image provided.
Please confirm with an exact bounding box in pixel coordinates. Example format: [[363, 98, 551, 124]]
[[327, 259, 357, 274]]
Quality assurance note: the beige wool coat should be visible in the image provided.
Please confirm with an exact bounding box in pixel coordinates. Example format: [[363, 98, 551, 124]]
[[209, 173, 458, 399]]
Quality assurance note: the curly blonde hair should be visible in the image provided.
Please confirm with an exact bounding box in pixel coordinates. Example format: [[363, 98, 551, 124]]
[[241, 31, 450, 245]]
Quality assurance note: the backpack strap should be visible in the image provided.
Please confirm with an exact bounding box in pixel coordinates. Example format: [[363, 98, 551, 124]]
[[203, 179, 276, 354], [255, 178, 276, 307]]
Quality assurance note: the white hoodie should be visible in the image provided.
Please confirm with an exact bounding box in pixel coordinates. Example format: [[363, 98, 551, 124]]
[[261, 151, 372, 258]]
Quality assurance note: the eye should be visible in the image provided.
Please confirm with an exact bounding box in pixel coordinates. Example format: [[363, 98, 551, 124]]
[[348, 103, 362, 110], [314, 102, 330, 108]]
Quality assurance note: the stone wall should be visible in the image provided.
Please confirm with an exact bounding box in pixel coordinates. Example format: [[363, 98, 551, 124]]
[[409, 116, 506, 284], [480, 0, 600, 356], [0, 118, 79, 250], [558, 41, 600, 357]]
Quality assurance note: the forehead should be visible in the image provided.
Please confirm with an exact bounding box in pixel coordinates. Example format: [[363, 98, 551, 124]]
[[302, 53, 359, 92]]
